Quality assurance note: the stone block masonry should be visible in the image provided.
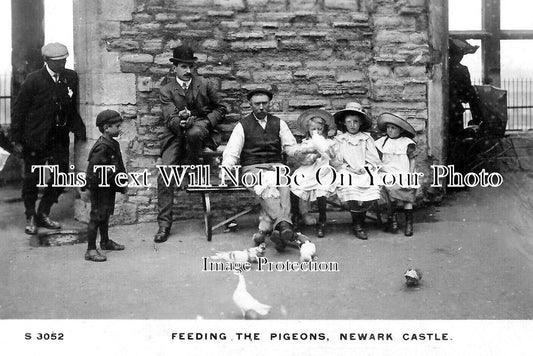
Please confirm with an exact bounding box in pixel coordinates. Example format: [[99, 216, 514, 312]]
[[74, 0, 436, 225]]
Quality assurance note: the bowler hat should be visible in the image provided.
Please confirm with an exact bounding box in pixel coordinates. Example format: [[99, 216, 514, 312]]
[[297, 109, 335, 134], [41, 43, 69, 60], [169, 45, 198, 64], [333, 102, 372, 131], [247, 88, 274, 101], [377, 112, 416, 138], [96, 110, 123, 127]]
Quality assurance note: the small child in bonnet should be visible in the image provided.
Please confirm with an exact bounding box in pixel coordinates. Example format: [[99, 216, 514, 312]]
[[375, 113, 418, 236]]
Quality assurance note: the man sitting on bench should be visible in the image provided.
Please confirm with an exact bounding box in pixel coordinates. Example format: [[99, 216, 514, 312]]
[[221, 88, 303, 252]]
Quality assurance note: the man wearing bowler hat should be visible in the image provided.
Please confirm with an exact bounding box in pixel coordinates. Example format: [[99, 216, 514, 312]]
[[11, 42, 86, 235], [222, 88, 304, 252], [154, 45, 226, 243]]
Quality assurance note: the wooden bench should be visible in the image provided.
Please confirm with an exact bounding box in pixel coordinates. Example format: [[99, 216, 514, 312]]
[[186, 146, 380, 240], [185, 146, 259, 241], [185, 185, 257, 241]]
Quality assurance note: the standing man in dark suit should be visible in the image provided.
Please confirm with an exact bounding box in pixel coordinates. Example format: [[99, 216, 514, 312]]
[[11, 42, 86, 235], [154, 45, 226, 243]]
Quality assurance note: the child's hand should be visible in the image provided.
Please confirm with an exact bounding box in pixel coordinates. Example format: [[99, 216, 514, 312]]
[[348, 167, 366, 175], [81, 190, 92, 202], [308, 153, 320, 164]]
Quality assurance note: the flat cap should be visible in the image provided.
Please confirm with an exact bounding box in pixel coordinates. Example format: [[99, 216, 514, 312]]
[[96, 110, 123, 127], [41, 42, 69, 60], [247, 88, 274, 101]]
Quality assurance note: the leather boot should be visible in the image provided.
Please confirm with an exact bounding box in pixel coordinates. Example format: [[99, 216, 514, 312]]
[[36, 213, 61, 229], [154, 226, 170, 243], [351, 212, 368, 240], [316, 221, 326, 238], [25, 215, 38, 235], [385, 211, 399, 233], [316, 197, 327, 238], [404, 210, 414, 236]]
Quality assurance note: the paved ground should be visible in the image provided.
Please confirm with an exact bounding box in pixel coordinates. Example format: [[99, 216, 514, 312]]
[[1, 172, 533, 319]]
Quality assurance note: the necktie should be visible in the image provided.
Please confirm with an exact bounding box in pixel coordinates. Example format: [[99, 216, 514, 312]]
[[182, 83, 188, 91], [53, 74, 59, 83]]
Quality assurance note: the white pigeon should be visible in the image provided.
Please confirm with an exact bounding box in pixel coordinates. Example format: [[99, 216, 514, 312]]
[[246, 243, 266, 263], [299, 240, 317, 262], [210, 250, 249, 263], [232, 273, 272, 319], [404, 268, 423, 287]]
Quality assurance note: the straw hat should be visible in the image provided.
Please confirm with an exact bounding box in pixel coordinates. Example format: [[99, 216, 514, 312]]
[[377, 112, 416, 138], [333, 102, 372, 131], [449, 38, 479, 55], [296, 109, 335, 133]]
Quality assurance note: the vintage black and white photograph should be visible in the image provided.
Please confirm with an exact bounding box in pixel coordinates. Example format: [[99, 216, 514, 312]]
[[1, 0, 533, 354]]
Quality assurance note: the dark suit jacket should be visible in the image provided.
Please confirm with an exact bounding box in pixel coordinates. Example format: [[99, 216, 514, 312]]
[[11, 67, 86, 151], [85, 135, 127, 194], [159, 75, 226, 154]]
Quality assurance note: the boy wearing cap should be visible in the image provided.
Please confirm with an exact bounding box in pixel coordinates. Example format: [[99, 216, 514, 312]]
[[12, 42, 86, 235], [83, 110, 126, 262], [154, 45, 226, 243]]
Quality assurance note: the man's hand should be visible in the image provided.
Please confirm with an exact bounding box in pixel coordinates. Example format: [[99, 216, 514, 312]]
[[11, 142, 23, 155], [178, 108, 191, 119], [80, 189, 92, 202]]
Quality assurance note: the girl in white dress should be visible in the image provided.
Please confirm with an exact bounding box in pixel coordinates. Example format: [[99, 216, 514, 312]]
[[375, 113, 417, 236], [330, 102, 382, 240], [290, 109, 336, 237]]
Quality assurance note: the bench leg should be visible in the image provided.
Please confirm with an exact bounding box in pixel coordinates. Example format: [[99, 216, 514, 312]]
[[202, 192, 212, 241]]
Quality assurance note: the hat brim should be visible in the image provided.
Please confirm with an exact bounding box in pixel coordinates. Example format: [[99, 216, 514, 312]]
[[297, 109, 335, 134], [44, 54, 69, 60], [449, 38, 479, 55], [377, 113, 416, 138], [333, 109, 372, 131], [169, 57, 198, 64], [247, 88, 274, 101]]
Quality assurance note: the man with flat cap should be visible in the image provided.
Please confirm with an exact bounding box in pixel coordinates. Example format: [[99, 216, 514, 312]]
[[12, 42, 86, 234], [222, 88, 303, 252], [154, 45, 226, 243]]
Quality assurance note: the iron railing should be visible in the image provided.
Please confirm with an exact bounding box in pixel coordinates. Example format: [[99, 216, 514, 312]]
[[501, 78, 533, 131], [465, 78, 533, 131], [0, 70, 11, 127]]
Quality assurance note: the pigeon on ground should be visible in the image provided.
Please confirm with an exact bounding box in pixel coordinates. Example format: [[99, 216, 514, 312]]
[[299, 240, 317, 262], [210, 243, 267, 264], [404, 268, 423, 287], [232, 272, 271, 319], [246, 243, 266, 263], [211, 250, 249, 263]]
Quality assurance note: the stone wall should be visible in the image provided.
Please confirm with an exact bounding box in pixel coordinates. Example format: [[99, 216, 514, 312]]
[[73, 0, 444, 224]]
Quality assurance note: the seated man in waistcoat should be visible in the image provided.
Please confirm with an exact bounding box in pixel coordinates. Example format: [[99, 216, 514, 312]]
[[222, 88, 303, 252]]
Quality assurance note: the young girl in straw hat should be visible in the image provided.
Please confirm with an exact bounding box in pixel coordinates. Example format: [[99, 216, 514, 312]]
[[330, 102, 382, 240], [375, 113, 417, 236], [290, 109, 337, 238]]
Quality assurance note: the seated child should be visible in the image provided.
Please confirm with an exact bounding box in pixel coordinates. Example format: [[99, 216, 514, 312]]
[[375, 113, 417, 236], [290, 109, 336, 238], [330, 102, 382, 240], [83, 110, 127, 262]]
